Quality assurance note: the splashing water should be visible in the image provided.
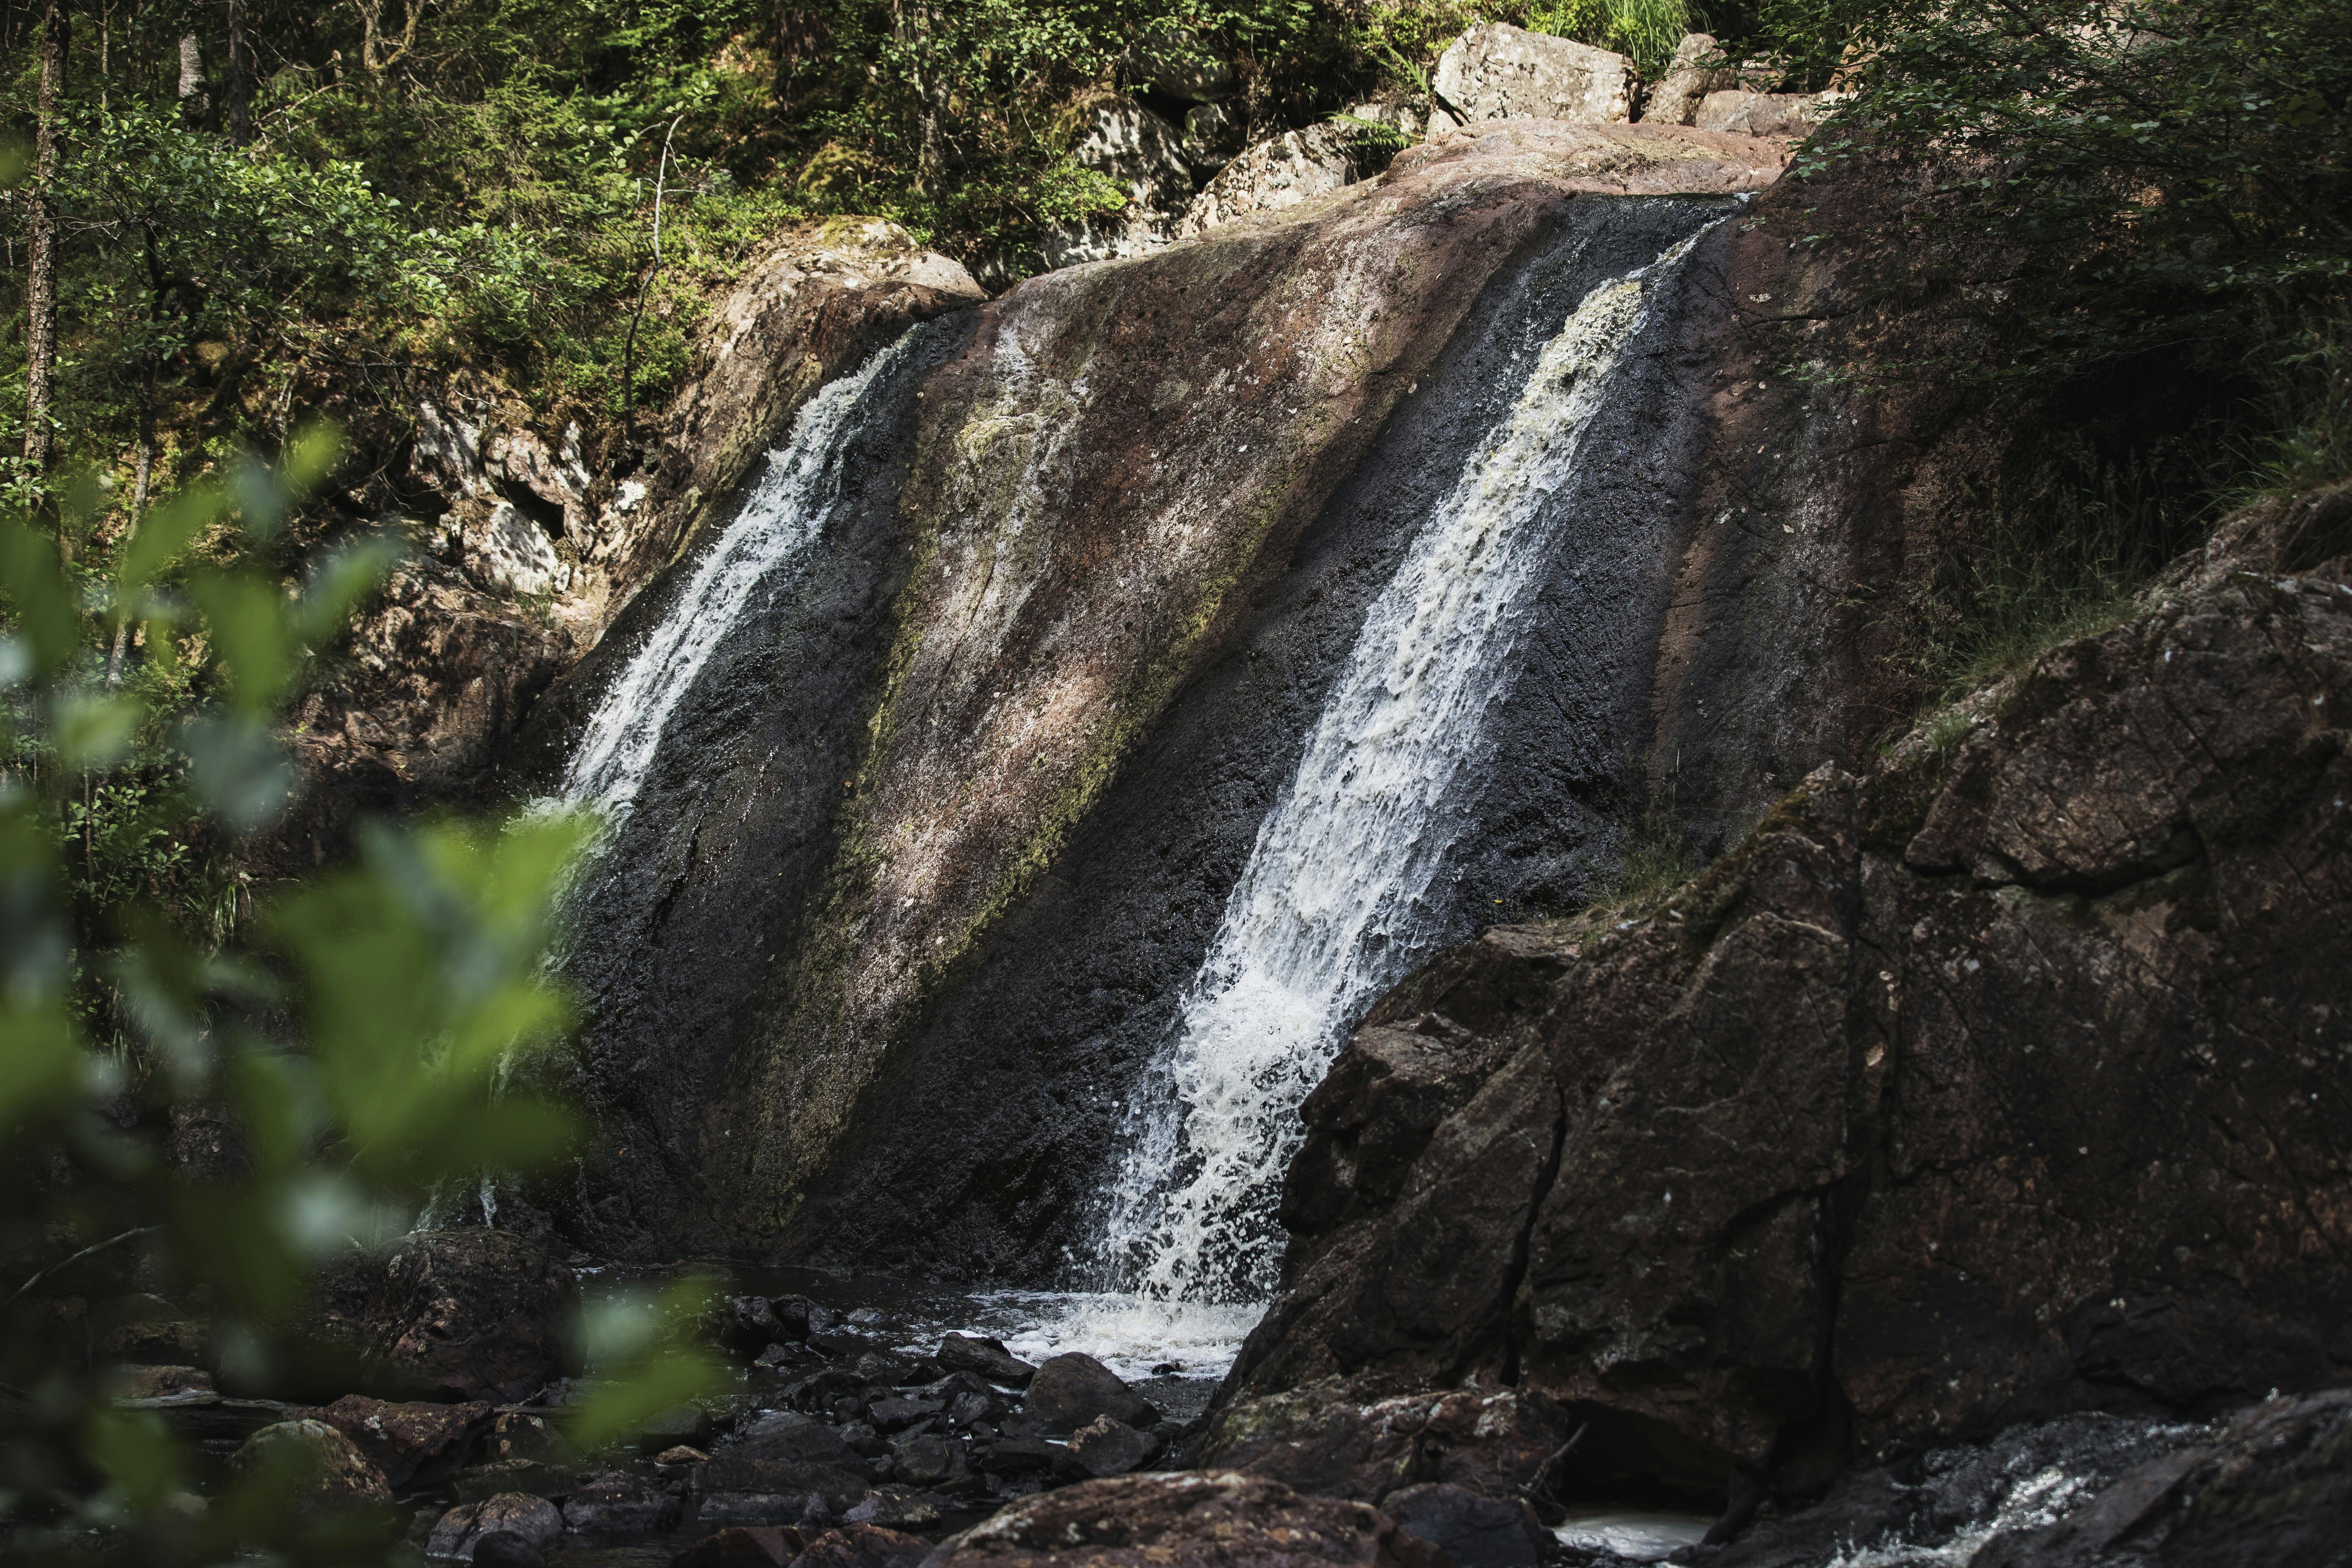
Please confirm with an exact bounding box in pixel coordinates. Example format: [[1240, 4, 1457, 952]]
[[561, 335, 914, 820], [1099, 230, 1713, 1306]]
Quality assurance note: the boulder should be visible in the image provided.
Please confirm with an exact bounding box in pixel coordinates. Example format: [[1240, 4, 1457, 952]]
[[1199, 1386, 1569, 1507], [561, 1469, 685, 1534], [671, 1528, 796, 1568], [739, 1410, 864, 1467], [656, 1445, 710, 1465], [1638, 33, 1733, 125], [428, 1493, 564, 1560], [1023, 1353, 1154, 1433], [1224, 506, 2352, 1502], [1177, 124, 1365, 239], [1430, 23, 1633, 133], [937, 1334, 1036, 1387], [1068, 1415, 1160, 1478], [1379, 1484, 1547, 1568], [886, 1429, 966, 1488], [723, 1295, 791, 1352], [1180, 102, 1247, 175], [308, 1393, 493, 1489], [309, 1229, 575, 1403], [927, 1471, 1448, 1566], [1034, 99, 1194, 272], [789, 1524, 930, 1568], [231, 1418, 394, 1508], [1693, 88, 1834, 137]]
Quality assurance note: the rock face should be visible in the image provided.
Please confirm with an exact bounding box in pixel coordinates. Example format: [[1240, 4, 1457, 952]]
[[929, 1471, 1449, 1567], [1177, 124, 1366, 239], [1221, 502, 2352, 1505], [308, 1229, 576, 1402], [1430, 24, 1634, 132], [1639, 33, 1733, 126], [1695, 89, 1836, 138]]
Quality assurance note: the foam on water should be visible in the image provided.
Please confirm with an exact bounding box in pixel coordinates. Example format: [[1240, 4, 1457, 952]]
[[1097, 229, 1715, 1306], [561, 335, 913, 820]]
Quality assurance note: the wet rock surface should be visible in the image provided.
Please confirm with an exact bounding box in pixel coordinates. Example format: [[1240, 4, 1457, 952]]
[[1222, 509, 2352, 1510], [307, 1228, 576, 1402], [926, 1470, 1448, 1567]]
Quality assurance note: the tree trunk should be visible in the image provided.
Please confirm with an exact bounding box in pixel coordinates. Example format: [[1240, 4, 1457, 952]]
[[22, 0, 68, 516], [224, 0, 250, 144], [178, 28, 208, 126]]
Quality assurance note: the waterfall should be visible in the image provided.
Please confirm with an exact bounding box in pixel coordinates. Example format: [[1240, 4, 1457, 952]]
[[1098, 228, 1713, 1307], [561, 335, 913, 819]]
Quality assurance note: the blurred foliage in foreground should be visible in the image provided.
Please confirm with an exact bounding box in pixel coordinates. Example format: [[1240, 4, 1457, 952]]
[[0, 436, 713, 1563]]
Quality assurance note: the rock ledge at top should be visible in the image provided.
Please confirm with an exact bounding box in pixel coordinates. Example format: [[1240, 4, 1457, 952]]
[[1431, 23, 1634, 133]]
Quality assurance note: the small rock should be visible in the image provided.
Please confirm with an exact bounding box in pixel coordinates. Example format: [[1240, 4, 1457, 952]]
[[754, 1341, 824, 1372], [640, 1403, 715, 1451], [785, 1368, 867, 1416], [1381, 1483, 1548, 1568], [722, 1296, 789, 1353], [866, 1396, 944, 1433], [791, 1522, 931, 1568], [670, 1526, 797, 1568], [841, 1489, 940, 1531], [310, 1393, 494, 1489], [1066, 1415, 1159, 1478], [805, 1329, 876, 1361], [561, 1468, 684, 1534], [471, 1532, 547, 1568], [773, 1296, 828, 1339], [656, 1445, 711, 1465], [1021, 1353, 1154, 1433], [453, 1460, 579, 1502], [1181, 101, 1247, 176], [936, 1334, 1036, 1388], [428, 1493, 564, 1560], [231, 1418, 393, 1508], [887, 1430, 965, 1489]]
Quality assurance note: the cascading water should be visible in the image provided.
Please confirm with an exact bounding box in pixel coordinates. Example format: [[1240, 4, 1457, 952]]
[[560, 334, 914, 820], [1096, 226, 1717, 1313]]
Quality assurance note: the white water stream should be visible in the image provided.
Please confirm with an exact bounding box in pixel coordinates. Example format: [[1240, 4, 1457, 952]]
[[1091, 231, 1711, 1317], [560, 336, 912, 819]]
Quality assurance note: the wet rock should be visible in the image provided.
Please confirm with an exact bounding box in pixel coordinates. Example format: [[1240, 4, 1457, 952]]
[[937, 1334, 1037, 1387], [1200, 1386, 1568, 1507], [1380, 1484, 1547, 1568], [110, 1364, 213, 1400], [887, 1429, 966, 1488], [231, 1418, 393, 1507], [1068, 1416, 1160, 1478], [792, 1525, 929, 1568], [1638, 33, 1732, 126], [489, 1410, 576, 1465], [470, 1532, 548, 1568], [839, 1422, 888, 1459], [1430, 23, 1633, 133], [562, 1469, 685, 1534], [1693, 88, 1832, 137], [740, 1410, 865, 1468], [309, 1229, 575, 1403], [805, 1329, 876, 1361], [723, 1295, 790, 1352], [787, 1368, 871, 1418], [1024, 1353, 1154, 1434], [866, 1396, 944, 1433], [1176, 124, 1363, 239], [309, 1393, 493, 1489], [429, 1493, 564, 1560], [701, 1492, 835, 1530], [975, 1434, 1062, 1477], [841, 1489, 941, 1531], [656, 1445, 711, 1465], [926, 1471, 1448, 1566], [1226, 513, 2352, 1499], [671, 1527, 796, 1568], [702, 1456, 872, 1516], [756, 1341, 826, 1374], [454, 1460, 579, 1502]]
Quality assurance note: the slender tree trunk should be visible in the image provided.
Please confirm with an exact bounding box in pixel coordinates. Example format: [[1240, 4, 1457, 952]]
[[224, 0, 250, 144], [106, 372, 154, 688], [22, 0, 68, 524], [178, 28, 207, 126]]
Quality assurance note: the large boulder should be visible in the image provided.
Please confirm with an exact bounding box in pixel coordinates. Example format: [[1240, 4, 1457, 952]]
[[307, 1393, 493, 1488], [428, 1493, 564, 1561], [310, 1229, 576, 1403], [1694, 88, 1837, 138], [231, 1418, 394, 1508], [1225, 500, 2352, 1506], [1430, 23, 1634, 133], [1639, 33, 1734, 126], [927, 1471, 1449, 1567], [1177, 124, 1366, 238], [1032, 99, 1196, 272], [1023, 1353, 1155, 1433]]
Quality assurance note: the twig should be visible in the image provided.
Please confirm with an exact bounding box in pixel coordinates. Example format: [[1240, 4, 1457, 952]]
[[620, 113, 686, 426], [4, 1226, 161, 1309]]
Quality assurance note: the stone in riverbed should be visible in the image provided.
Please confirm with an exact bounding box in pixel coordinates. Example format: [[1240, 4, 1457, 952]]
[[722, 1295, 790, 1352], [1429, 23, 1633, 133], [888, 1429, 967, 1488], [866, 1396, 944, 1433], [656, 1445, 710, 1465], [842, 1489, 941, 1531], [561, 1469, 684, 1534], [669, 1527, 798, 1568], [701, 1456, 872, 1515], [1067, 1415, 1159, 1478], [699, 1492, 835, 1529], [924, 1470, 1448, 1566], [1022, 1353, 1154, 1434], [231, 1418, 393, 1507], [428, 1493, 563, 1560], [975, 1433, 1061, 1476], [640, 1402, 715, 1451], [1380, 1484, 1547, 1568], [937, 1334, 1036, 1387], [792, 1523, 932, 1568], [309, 1393, 493, 1489], [740, 1409, 864, 1467]]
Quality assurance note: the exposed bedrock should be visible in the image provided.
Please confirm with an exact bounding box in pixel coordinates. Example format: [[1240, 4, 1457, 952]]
[[1213, 493, 2352, 1512]]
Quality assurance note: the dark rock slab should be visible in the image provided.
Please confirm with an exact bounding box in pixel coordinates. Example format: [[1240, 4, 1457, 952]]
[[739, 1410, 864, 1468], [561, 1469, 685, 1534], [1067, 1416, 1159, 1478], [926, 1470, 1448, 1566], [701, 1457, 873, 1515], [1380, 1484, 1546, 1568], [1024, 1354, 1154, 1434], [938, 1335, 1037, 1388], [887, 1430, 966, 1488]]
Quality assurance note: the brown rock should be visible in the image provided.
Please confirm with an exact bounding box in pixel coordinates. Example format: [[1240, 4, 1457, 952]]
[[1226, 510, 2352, 1501], [929, 1471, 1449, 1567], [231, 1418, 394, 1508], [788, 1524, 931, 1568], [309, 1393, 493, 1489], [1022, 1353, 1154, 1433], [1199, 1385, 1570, 1506], [309, 1229, 575, 1402], [656, 1444, 710, 1465]]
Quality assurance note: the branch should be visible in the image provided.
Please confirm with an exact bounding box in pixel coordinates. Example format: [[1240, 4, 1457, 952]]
[[4, 1227, 161, 1309]]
